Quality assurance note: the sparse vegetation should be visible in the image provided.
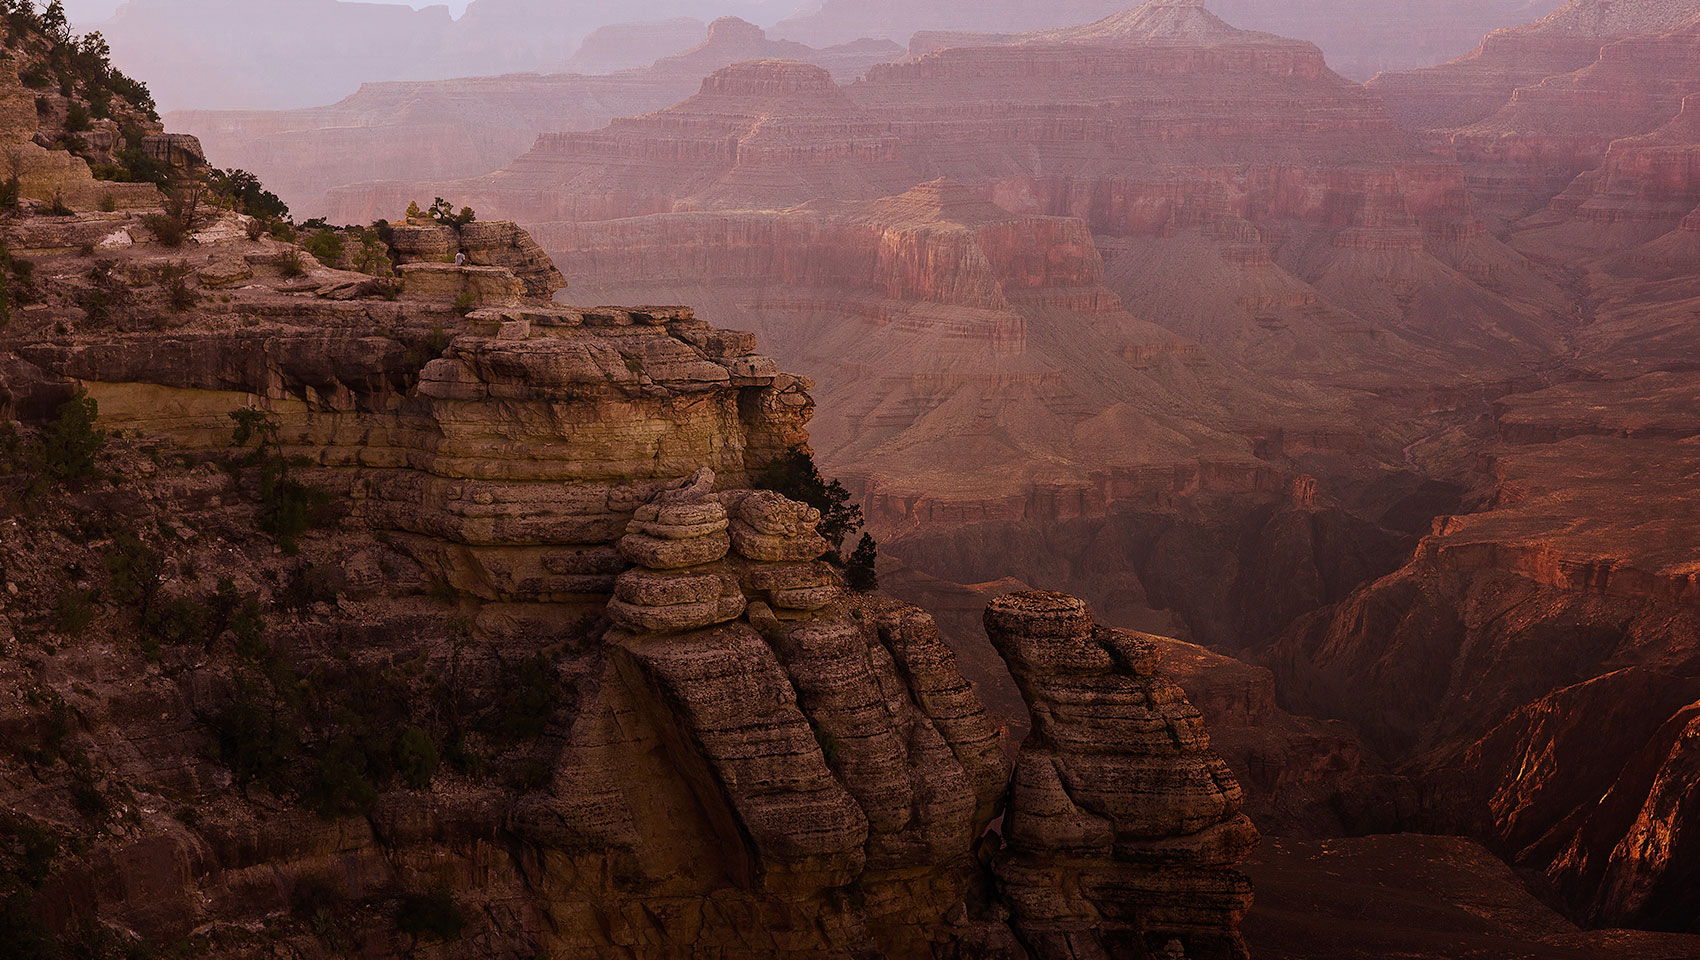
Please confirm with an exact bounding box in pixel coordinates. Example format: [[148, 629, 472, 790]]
[[408, 197, 476, 227], [227, 407, 333, 555], [162, 260, 196, 311], [277, 251, 305, 278], [754, 447, 872, 570], [302, 229, 343, 267], [207, 167, 288, 223], [31, 393, 105, 489], [452, 289, 476, 316], [846, 533, 879, 592]]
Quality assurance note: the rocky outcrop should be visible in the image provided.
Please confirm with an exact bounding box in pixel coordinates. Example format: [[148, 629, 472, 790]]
[[387, 217, 568, 299], [986, 591, 1259, 960]]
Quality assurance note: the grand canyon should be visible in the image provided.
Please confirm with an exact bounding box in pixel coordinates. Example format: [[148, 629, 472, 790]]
[[0, 0, 1697, 957]]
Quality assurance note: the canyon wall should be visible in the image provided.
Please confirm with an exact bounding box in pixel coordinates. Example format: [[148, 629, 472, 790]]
[[169, 18, 902, 219]]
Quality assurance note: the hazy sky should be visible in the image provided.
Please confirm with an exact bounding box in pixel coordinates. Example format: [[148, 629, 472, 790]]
[[65, 0, 474, 25]]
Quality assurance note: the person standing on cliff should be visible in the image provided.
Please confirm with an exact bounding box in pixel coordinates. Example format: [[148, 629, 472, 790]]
[[454, 251, 468, 267]]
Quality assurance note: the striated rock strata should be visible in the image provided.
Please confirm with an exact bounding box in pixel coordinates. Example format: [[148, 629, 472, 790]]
[[986, 591, 1260, 960], [170, 18, 902, 218]]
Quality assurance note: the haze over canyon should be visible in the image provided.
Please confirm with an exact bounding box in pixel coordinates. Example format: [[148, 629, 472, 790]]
[[0, 0, 1698, 958]]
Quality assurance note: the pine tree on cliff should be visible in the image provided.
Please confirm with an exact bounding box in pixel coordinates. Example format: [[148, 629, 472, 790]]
[[846, 534, 878, 592]]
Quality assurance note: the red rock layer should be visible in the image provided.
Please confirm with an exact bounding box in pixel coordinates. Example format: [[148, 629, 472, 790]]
[[1367, 0, 1700, 134], [534, 179, 1310, 519], [1444, 16, 1700, 220], [171, 19, 901, 218], [1516, 92, 1700, 257]]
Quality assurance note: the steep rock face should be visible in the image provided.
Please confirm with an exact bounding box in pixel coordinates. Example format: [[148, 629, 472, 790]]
[[1263, 426, 1700, 931], [1443, 16, 1700, 222], [170, 19, 902, 219], [536, 179, 1321, 523], [1367, 0, 1700, 134], [1514, 92, 1700, 258], [0, 197, 1028, 956], [986, 591, 1259, 960]]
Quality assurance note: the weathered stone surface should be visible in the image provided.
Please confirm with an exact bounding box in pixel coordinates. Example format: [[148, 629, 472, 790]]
[[396, 262, 525, 306], [196, 258, 253, 288], [986, 591, 1259, 960]]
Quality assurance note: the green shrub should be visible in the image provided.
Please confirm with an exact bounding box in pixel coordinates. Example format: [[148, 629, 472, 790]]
[[394, 726, 438, 790], [278, 251, 305, 278], [307, 733, 377, 816], [493, 655, 556, 741], [34, 393, 104, 485], [162, 260, 195, 311], [96, 193, 115, 212], [228, 408, 334, 554], [425, 197, 475, 227], [846, 534, 879, 593], [143, 596, 209, 648], [103, 532, 158, 609], [142, 212, 184, 247], [753, 447, 865, 557], [210, 677, 299, 787], [452, 290, 476, 316], [207, 168, 288, 222], [53, 586, 96, 637], [62, 101, 87, 132], [302, 230, 343, 267]]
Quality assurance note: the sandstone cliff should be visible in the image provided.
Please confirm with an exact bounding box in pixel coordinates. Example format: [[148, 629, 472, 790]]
[[0, 91, 1282, 954]]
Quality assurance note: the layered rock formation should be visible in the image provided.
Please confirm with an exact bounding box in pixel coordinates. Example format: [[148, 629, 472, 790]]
[[986, 591, 1259, 960], [169, 19, 902, 219], [1432, 14, 1700, 223], [536, 178, 1323, 523], [777, 0, 1567, 79], [1367, 0, 1700, 134]]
